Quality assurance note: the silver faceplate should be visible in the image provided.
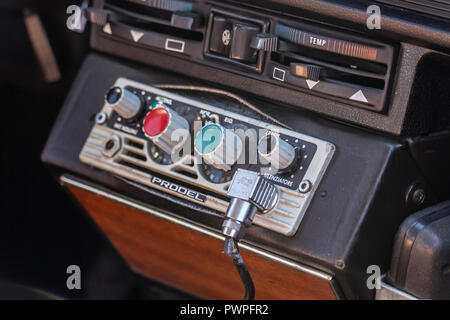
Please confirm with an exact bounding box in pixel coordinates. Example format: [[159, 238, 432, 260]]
[[79, 78, 335, 236]]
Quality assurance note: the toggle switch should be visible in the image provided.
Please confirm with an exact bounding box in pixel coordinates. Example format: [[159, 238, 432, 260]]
[[229, 23, 260, 63]]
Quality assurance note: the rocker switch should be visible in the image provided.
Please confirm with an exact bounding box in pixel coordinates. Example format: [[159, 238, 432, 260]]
[[229, 23, 260, 63]]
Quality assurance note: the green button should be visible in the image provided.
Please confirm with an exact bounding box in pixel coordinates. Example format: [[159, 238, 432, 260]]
[[195, 123, 223, 154]]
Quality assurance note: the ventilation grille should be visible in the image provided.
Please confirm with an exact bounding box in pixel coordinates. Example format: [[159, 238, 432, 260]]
[[116, 137, 200, 181]]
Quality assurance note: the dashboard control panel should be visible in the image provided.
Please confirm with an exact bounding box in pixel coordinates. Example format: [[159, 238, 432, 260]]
[[79, 77, 335, 236], [90, 0, 396, 115]]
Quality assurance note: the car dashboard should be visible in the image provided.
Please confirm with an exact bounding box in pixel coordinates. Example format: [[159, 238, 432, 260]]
[[1, 0, 450, 301]]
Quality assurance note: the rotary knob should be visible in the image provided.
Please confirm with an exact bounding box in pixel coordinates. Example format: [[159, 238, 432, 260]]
[[105, 86, 142, 119], [142, 106, 189, 155], [258, 132, 296, 171], [194, 123, 243, 172]]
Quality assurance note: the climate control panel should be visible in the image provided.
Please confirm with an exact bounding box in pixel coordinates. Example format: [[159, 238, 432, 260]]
[[79, 78, 335, 236]]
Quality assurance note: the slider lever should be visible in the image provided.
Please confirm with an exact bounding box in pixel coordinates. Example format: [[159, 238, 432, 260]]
[[221, 169, 279, 300], [250, 34, 298, 53], [290, 63, 323, 81], [250, 34, 279, 52]]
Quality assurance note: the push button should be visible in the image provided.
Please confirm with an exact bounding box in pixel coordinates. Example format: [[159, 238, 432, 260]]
[[143, 108, 169, 137]]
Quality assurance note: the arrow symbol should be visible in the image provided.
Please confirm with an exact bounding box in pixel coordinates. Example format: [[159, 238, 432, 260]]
[[349, 90, 368, 103], [102, 23, 112, 35], [306, 79, 320, 89], [130, 30, 144, 42]]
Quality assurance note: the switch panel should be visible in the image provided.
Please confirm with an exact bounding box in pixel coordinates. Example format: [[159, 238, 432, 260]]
[[204, 8, 268, 72], [79, 78, 335, 236], [91, 1, 398, 128]]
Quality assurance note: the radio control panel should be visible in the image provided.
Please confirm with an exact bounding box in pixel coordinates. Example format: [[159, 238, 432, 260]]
[[79, 78, 335, 236]]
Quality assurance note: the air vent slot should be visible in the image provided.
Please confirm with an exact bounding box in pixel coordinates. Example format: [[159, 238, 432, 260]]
[[108, 0, 174, 21], [122, 149, 147, 161], [114, 18, 203, 41], [124, 138, 144, 149], [171, 167, 198, 179], [114, 158, 228, 202], [116, 159, 154, 175]]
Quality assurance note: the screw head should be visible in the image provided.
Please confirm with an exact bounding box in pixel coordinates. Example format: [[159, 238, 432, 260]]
[[298, 180, 312, 193], [336, 260, 345, 269], [95, 112, 107, 125], [412, 189, 426, 206], [406, 182, 427, 208]]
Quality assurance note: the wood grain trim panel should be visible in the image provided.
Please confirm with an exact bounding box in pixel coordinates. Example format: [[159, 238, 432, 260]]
[[65, 180, 336, 300]]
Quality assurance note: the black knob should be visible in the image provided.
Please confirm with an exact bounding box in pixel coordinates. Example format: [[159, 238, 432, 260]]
[[229, 23, 260, 63]]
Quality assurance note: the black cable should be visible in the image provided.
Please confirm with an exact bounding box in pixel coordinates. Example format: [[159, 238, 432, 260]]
[[115, 174, 256, 299], [223, 236, 255, 300], [154, 84, 291, 129]]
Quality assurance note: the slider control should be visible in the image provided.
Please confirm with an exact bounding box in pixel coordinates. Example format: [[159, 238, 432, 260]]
[[250, 33, 279, 52], [290, 63, 322, 81]]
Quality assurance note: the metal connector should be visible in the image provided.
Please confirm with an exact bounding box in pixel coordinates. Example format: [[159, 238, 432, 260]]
[[221, 169, 279, 300], [222, 169, 279, 240]]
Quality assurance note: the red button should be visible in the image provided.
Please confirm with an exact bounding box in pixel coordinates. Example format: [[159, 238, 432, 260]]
[[143, 108, 169, 137]]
